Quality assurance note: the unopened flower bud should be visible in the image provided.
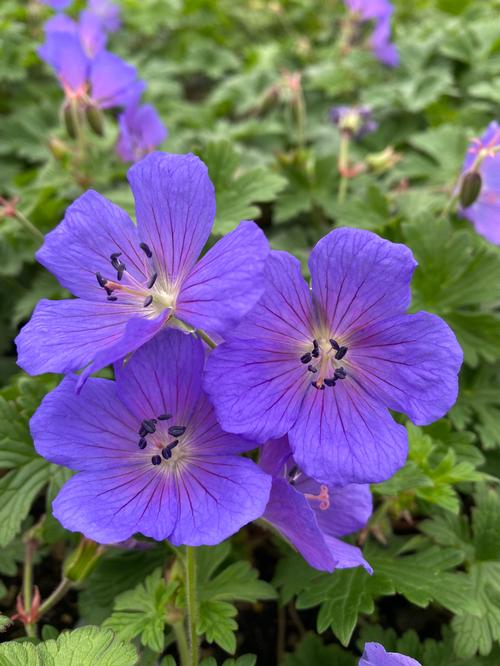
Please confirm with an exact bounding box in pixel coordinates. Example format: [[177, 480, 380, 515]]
[[366, 147, 401, 173], [64, 538, 104, 583], [85, 104, 104, 136], [459, 170, 482, 208], [48, 137, 70, 160], [63, 102, 78, 139]]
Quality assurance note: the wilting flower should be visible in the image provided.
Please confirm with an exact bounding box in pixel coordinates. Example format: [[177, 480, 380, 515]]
[[260, 437, 372, 572], [344, 0, 399, 67], [30, 330, 271, 545], [38, 31, 144, 110], [16, 152, 269, 385], [459, 121, 500, 245], [330, 105, 377, 139], [117, 104, 168, 163], [359, 642, 421, 665], [88, 0, 121, 33], [43, 11, 107, 59], [204, 228, 462, 485]]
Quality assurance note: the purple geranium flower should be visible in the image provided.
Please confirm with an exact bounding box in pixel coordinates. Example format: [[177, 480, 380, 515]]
[[344, 0, 399, 67], [16, 152, 269, 386], [40, 0, 72, 9], [330, 105, 378, 139], [88, 0, 121, 33], [30, 329, 271, 545], [38, 31, 144, 109], [117, 104, 168, 163], [459, 121, 500, 245], [360, 642, 421, 666], [260, 437, 372, 573], [44, 11, 107, 59], [204, 228, 462, 485]]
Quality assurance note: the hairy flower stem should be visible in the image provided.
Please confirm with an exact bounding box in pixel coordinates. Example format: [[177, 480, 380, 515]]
[[185, 546, 200, 665], [12, 209, 45, 243], [337, 132, 350, 204], [173, 621, 190, 666], [38, 577, 73, 617], [23, 536, 37, 638], [196, 328, 217, 350]]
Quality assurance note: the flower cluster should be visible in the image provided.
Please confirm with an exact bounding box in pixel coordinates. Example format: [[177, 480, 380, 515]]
[[19, 152, 462, 573], [330, 105, 377, 139], [343, 0, 399, 67], [38, 0, 167, 161]]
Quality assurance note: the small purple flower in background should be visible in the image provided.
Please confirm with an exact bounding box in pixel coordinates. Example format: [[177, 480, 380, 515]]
[[16, 152, 269, 386], [204, 228, 462, 486], [44, 11, 107, 59], [359, 642, 421, 665], [88, 0, 121, 33], [30, 330, 271, 545], [117, 104, 168, 163], [459, 121, 500, 245], [344, 0, 399, 67], [40, 0, 73, 9], [330, 105, 377, 139], [260, 437, 372, 573], [39, 32, 144, 110]]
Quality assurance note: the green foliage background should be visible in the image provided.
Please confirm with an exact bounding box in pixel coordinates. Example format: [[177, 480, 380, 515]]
[[2, 0, 500, 663]]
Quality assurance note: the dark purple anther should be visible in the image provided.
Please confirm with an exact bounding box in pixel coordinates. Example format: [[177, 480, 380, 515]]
[[335, 346, 348, 360], [151, 455, 162, 465], [147, 273, 158, 289], [117, 263, 125, 281], [162, 447, 172, 460], [138, 438, 147, 449], [140, 242, 152, 258], [329, 339, 340, 351], [324, 377, 336, 387], [301, 352, 312, 364], [307, 364, 317, 373], [157, 413, 172, 421], [107, 296, 118, 302], [144, 295, 153, 308], [168, 426, 186, 437], [311, 381, 325, 391], [142, 419, 156, 434], [334, 367, 347, 380], [96, 272, 107, 288]]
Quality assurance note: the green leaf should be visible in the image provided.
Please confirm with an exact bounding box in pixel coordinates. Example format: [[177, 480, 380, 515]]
[[198, 600, 238, 654], [199, 560, 276, 603], [104, 568, 178, 652], [201, 140, 286, 234], [283, 633, 356, 666], [0, 625, 138, 665]]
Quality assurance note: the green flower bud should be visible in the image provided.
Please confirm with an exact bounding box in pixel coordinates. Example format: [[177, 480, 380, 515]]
[[64, 538, 104, 583], [85, 104, 104, 136], [459, 171, 482, 208], [63, 102, 78, 139]]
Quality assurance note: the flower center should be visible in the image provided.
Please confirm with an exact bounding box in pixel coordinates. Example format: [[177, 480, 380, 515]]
[[95, 243, 178, 318], [299, 337, 348, 390], [136, 413, 188, 467]]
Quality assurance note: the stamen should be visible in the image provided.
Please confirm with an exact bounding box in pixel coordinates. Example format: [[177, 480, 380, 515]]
[[116, 263, 125, 281], [141, 419, 156, 434], [151, 455, 162, 466], [334, 367, 347, 380], [107, 296, 118, 302], [335, 346, 348, 360], [143, 295, 153, 308], [138, 438, 147, 449], [110, 252, 122, 260], [312, 339, 319, 350], [324, 377, 336, 387], [140, 242, 152, 258], [307, 364, 317, 373], [138, 424, 148, 437], [105, 286, 114, 296], [147, 272, 158, 289], [329, 339, 340, 351], [168, 440, 179, 450], [162, 447, 172, 460], [300, 352, 312, 364], [311, 381, 325, 390], [157, 413, 172, 421], [96, 272, 107, 288], [305, 484, 330, 510], [168, 426, 186, 437]]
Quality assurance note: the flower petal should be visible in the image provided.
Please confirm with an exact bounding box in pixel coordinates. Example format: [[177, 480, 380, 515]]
[[309, 228, 416, 336], [128, 152, 215, 284], [323, 535, 372, 573], [263, 478, 335, 572], [36, 190, 146, 300], [114, 329, 204, 424], [31, 375, 137, 471], [90, 51, 145, 109], [348, 312, 462, 425], [168, 456, 271, 546], [16, 298, 134, 376], [38, 32, 89, 93], [52, 466, 178, 544], [360, 642, 422, 666], [289, 381, 408, 485], [259, 437, 293, 476], [204, 251, 315, 442], [176, 221, 269, 335]]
